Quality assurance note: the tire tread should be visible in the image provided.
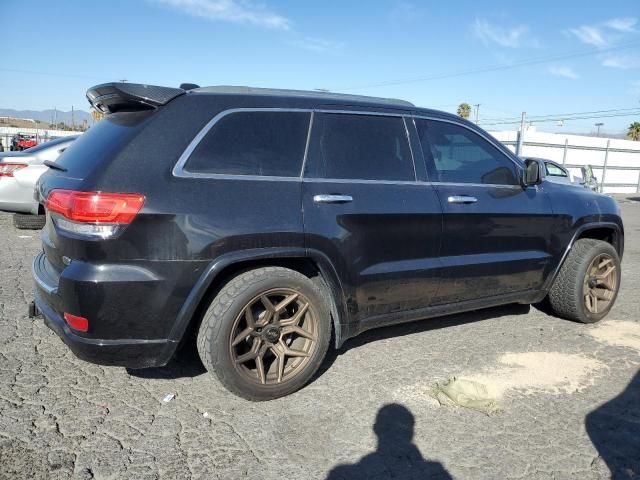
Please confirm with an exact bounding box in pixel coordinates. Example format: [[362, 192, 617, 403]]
[[548, 238, 619, 323], [13, 214, 46, 230], [196, 266, 330, 401]]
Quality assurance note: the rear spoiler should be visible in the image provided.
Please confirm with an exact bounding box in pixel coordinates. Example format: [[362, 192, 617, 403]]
[[86, 82, 186, 114]]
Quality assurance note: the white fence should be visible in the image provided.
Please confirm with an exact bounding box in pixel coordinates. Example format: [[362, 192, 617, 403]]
[[1, 122, 638, 192], [490, 129, 640, 193], [0, 126, 82, 151]]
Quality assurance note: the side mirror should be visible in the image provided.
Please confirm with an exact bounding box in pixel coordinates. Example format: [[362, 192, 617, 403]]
[[523, 159, 541, 186]]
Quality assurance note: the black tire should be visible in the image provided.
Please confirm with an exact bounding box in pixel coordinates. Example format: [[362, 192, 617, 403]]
[[13, 214, 46, 230], [197, 267, 331, 401], [548, 239, 621, 323]]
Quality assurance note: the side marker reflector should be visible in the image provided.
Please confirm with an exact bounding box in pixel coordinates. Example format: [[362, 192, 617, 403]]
[[63, 312, 89, 332]]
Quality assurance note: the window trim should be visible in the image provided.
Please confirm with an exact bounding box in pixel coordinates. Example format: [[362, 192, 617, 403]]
[[172, 107, 523, 185]]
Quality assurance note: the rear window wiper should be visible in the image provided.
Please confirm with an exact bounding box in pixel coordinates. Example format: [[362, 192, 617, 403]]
[[44, 160, 67, 172]]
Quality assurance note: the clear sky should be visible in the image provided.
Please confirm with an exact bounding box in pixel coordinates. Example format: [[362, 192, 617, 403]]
[[1, 0, 639, 134]]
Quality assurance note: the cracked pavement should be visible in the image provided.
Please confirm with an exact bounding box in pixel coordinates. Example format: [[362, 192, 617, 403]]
[[1, 198, 639, 479]]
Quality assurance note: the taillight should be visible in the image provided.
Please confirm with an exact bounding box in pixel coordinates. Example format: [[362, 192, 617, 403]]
[[46, 189, 145, 239], [0, 163, 27, 177]]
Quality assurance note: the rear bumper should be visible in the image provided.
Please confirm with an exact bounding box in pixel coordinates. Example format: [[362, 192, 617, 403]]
[[32, 251, 180, 368], [0, 177, 38, 214]]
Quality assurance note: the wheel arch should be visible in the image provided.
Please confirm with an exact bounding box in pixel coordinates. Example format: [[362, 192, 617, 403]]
[[167, 247, 349, 351], [543, 221, 623, 293], [577, 225, 623, 257]]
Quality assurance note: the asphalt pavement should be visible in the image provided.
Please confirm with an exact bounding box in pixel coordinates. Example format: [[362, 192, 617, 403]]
[[0, 198, 639, 479]]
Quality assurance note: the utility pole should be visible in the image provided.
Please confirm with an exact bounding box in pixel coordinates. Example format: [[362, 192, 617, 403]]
[[595, 122, 604, 137], [71, 106, 75, 130], [473, 104, 481, 124], [516, 112, 526, 157]]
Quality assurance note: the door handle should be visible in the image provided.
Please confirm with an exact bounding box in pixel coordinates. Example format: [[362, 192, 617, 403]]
[[313, 194, 353, 204], [447, 195, 478, 204]]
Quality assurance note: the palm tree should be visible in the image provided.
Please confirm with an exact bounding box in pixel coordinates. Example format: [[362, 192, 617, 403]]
[[457, 103, 471, 119], [628, 122, 640, 141]]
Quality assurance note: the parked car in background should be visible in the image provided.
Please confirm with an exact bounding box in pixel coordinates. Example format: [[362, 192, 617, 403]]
[[522, 157, 577, 186], [11, 133, 38, 151], [579, 165, 600, 192], [31, 83, 623, 401], [522, 157, 599, 191], [0, 135, 79, 229]]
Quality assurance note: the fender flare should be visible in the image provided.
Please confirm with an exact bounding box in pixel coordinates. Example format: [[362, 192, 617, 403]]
[[542, 221, 623, 292], [166, 247, 348, 348]]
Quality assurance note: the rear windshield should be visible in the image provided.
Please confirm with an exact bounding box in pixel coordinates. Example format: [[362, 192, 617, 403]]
[[54, 111, 152, 178]]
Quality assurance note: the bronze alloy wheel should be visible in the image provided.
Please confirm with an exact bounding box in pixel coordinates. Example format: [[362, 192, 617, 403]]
[[583, 253, 618, 315], [229, 288, 319, 385]]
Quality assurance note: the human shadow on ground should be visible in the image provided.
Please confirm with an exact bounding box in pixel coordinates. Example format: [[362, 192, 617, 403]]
[[586, 370, 640, 479], [325, 403, 452, 480]]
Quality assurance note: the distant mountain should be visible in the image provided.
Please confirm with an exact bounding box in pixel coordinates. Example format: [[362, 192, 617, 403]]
[[0, 108, 92, 126]]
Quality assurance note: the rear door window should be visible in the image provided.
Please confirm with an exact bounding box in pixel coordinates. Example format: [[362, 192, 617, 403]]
[[415, 119, 519, 185], [185, 111, 311, 177], [304, 113, 415, 181]]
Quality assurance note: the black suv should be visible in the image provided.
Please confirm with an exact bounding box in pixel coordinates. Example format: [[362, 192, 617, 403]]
[[31, 83, 623, 400]]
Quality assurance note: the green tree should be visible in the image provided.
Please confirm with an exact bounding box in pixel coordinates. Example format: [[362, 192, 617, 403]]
[[457, 103, 471, 119], [628, 122, 640, 141]]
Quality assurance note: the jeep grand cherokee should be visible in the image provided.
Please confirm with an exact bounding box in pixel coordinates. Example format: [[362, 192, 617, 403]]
[[31, 83, 623, 400]]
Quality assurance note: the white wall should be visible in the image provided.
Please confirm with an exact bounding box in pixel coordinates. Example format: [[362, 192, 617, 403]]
[[489, 129, 640, 193]]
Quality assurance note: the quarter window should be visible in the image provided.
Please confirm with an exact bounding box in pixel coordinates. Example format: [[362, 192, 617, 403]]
[[185, 111, 311, 177], [416, 119, 519, 185], [545, 163, 567, 177], [304, 113, 415, 181]]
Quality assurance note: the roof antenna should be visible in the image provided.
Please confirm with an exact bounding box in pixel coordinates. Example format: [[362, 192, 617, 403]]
[[180, 83, 200, 91]]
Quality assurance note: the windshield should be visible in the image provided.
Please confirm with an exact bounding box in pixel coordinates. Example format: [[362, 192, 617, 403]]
[[24, 135, 79, 153]]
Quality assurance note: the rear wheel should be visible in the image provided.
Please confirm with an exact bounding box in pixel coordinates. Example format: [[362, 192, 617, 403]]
[[197, 267, 331, 400], [548, 239, 621, 323], [13, 214, 46, 230]]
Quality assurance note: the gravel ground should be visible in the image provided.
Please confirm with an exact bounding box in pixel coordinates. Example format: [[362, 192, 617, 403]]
[[0, 199, 639, 480]]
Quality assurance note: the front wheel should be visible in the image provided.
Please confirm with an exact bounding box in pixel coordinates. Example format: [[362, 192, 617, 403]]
[[197, 267, 331, 400], [548, 239, 621, 323]]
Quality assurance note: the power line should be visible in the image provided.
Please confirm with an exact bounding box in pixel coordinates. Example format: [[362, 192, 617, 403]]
[[480, 107, 640, 124], [335, 40, 640, 91], [480, 110, 640, 127], [483, 109, 640, 124], [0, 67, 104, 81]]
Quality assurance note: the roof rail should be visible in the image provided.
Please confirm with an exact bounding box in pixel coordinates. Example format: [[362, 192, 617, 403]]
[[193, 85, 414, 107]]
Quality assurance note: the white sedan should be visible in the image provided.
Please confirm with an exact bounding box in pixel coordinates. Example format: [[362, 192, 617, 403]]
[[0, 135, 79, 228]]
